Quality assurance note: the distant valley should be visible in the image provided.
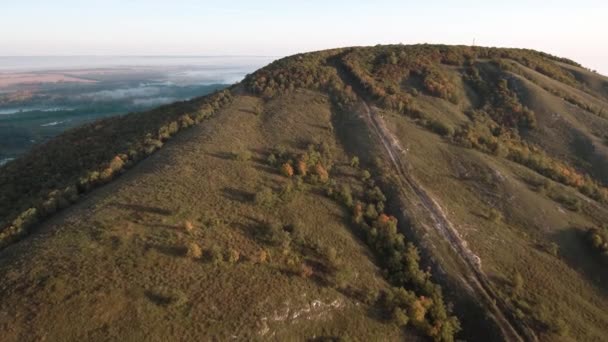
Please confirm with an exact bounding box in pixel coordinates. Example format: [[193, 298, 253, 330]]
[[0, 56, 275, 163]]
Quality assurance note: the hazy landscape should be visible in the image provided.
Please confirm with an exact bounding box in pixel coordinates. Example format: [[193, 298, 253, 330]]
[[0, 56, 274, 163]]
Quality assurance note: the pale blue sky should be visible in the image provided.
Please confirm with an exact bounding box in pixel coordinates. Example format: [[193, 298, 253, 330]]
[[2, 0, 607, 73]]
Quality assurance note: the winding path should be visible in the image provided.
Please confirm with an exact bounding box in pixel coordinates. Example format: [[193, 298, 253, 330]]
[[359, 101, 536, 342]]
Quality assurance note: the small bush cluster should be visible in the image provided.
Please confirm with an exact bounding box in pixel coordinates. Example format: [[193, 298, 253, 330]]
[[268, 142, 334, 185], [586, 226, 608, 264]]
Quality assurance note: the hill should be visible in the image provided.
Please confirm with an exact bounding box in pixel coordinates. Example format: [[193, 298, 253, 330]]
[[1, 44, 607, 341]]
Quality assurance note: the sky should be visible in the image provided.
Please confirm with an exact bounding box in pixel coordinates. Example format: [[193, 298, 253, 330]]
[[2, 0, 607, 74]]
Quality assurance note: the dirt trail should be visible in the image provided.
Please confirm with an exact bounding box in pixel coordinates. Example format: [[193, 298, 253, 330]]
[[359, 101, 536, 342]]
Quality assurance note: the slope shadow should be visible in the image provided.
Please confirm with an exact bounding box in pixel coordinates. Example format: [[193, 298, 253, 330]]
[[551, 227, 608, 295]]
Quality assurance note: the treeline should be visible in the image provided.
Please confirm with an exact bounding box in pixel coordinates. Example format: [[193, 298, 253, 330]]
[[497, 60, 607, 119], [244, 44, 607, 207], [464, 62, 537, 129], [269, 143, 461, 341], [243, 49, 357, 108], [0, 90, 232, 249]]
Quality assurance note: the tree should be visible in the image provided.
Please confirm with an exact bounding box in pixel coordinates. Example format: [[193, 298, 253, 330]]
[[315, 163, 329, 183], [226, 249, 240, 263], [267, 153, 277, 166], [254, 187, 277, 208], [280, 163, 294, 177], [186, 242, 203, 259], [235, 150, 252, 161], [365, 203, 379, 220], [296, 159, 308, 176], [393, 307, 409, 326], [350, 156, 360, 168]]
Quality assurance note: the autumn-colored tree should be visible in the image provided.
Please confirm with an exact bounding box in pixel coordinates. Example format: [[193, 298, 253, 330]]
[[280, 163, 294, 177], [186, 242, 203, 259], [183, 220, 194, 233], [296, 159, 308, 176], [314, 163, 329, 183], [300, 263, 314, 278], [258, 249, 269, 263]]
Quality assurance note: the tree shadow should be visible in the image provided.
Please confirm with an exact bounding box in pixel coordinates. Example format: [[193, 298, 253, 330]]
[[207, 151, 234, 160], [253, 164, 278, 175], [110, 202, 172, 216], [222, 187, 254, 203], [147, 243, 187, 257], [239, 108, 258, 115]]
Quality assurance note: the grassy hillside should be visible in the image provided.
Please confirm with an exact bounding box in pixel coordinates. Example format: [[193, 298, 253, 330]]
[[1, 44, 608, 341]]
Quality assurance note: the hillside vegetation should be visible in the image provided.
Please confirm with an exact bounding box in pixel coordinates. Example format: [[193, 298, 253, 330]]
[[1, 44, 608, 341]]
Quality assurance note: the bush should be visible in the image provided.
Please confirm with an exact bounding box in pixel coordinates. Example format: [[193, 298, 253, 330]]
[[234, 150, 252, 161], [487, 208, 502, 222], [254, 187, 278, 208], [362, 170, 371, 181], [280, 163, 294, 177], [208, 245, 223, 264], [258, 220, 289, 245], [429, 120, 454, 136], [226, 249, 240, 263], [267, 153, 277, 166], [300, 263, 314, 278], [183, 220, 195, 233], [296, 159, 308, 176], [186, 242, 203, 259], [350, 156, 360, 168], [338, 184, 354, 207], [314, 163, 329, 183]]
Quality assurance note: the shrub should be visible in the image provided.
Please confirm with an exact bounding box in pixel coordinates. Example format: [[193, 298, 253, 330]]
[[280, 163, 294, 177], [366, 186, 387, 203], [393, 307, 410, 327], [512, 271, 524, 297], [552, 192, 581, 212], [586, 226, 608, 263], [429, 120, 454, 136], [365, 203, 379, 220], [314, 163, 329, 183], [487, 208, 502, 222], [362, 170, 371, 181], [323, 246, 339, 268], [226, 249, 240, 263], [254, 187, 277, 208], [350, 156, 360, 168], [300, 263, 314, 278], [234, 150, 252, 161], [183, 220, 195, 233], [334, 268, 355, 288], [296, 159, 308, 176], [186, 242, 203, 259], [339, 184, 354, 207], [208, 245, 223, 264], [258, 249, 269, 263], [267, 153, 277, 166], [258, 220, 289, 245]]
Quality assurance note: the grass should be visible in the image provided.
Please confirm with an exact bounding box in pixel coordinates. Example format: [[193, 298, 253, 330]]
[[0, 90, 404, 341]]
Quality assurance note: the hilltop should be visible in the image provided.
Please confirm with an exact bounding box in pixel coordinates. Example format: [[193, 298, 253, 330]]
[[1, 45, 607, 341]]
